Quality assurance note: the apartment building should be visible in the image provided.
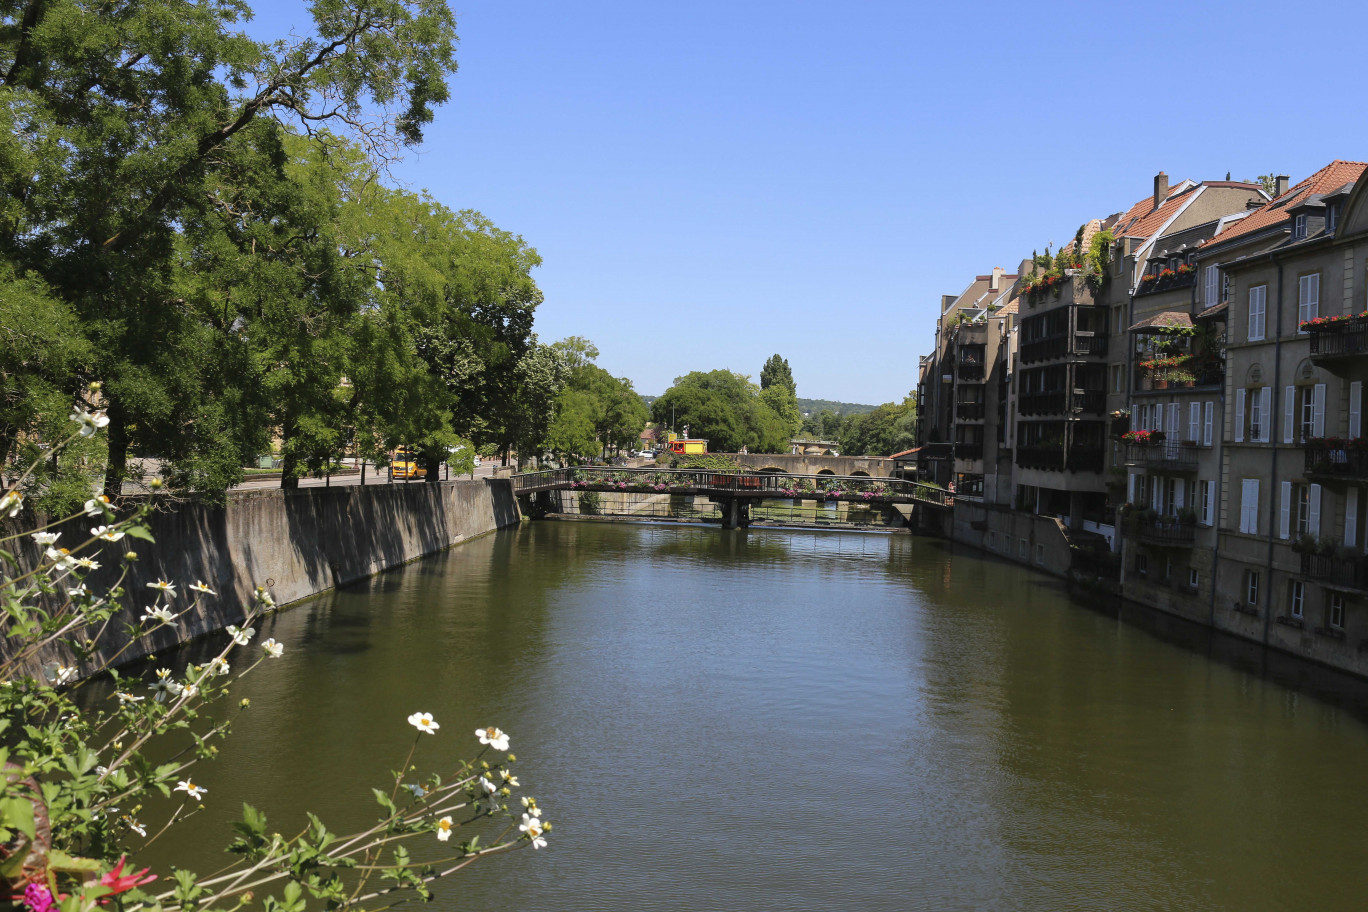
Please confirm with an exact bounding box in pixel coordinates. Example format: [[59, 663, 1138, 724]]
[[1192, 161, 1368, 669]]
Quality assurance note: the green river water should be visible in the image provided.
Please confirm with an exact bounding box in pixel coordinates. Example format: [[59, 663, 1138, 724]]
[[142, 521, 1368, 911]]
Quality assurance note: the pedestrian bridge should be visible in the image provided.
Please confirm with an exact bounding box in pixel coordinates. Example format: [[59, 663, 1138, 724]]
[[511, 467, 953, 529]]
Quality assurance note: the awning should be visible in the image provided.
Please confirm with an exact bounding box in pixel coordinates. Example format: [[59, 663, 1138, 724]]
[[1194, 301, 1229, 321], [1127, 311, 1194, 334]]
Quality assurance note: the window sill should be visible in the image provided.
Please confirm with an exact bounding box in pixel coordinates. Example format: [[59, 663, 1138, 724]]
[[1276, 615, 1305, 630], [1233, 602, 1260, 617]]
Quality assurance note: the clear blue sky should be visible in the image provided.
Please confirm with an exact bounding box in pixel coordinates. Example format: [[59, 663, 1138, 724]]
[[247, 0, 1368, 404]]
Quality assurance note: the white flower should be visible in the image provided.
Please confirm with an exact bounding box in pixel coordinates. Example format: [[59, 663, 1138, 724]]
[[226, 625, 254, 646], [114, 691, 143, 705], [1, 490, 22, 517], [178, 683, 197, 699], [83, 495, 110, 517], [42, 662, 76, 685], [96, 766, 109, 776], [31, 531, 59, 546], [91, 525, 124, 542], [520, 796, 541, 817], [478, 776, 497, 794], [404, 783, 427, 798], [500, 770, 519, 787], [147, 580, 176, 596], [261, 638, 284, 658], [202, 657, 229, 677], [435, 815, 454, 842], [45, 547, 77, 571], [142, 605, 175, 625], [475, 726, 509, 751], [253, 586, 276, 609], [188, 580, 216, 595], [519, 814, 547, 849], [125, 817, 147, 837], [67, 583, 88, 599], [149, 668, 175, 701], [175, 780, 207, 801], [408, 712, 440, 734], [70, 408, 110, 437], [74, 556, 100, 570]]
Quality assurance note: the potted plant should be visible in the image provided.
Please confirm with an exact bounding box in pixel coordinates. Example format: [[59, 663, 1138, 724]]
[[1176, 506, 1198, 526]]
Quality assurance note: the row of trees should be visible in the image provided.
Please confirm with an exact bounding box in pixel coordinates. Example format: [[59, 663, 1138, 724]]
[[648, 355, 917, 457], [0, 0, 578, 508], [543, 337, 649, 462]]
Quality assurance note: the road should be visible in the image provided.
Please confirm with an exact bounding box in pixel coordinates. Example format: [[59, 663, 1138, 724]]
[[228, 461, 501, 492]]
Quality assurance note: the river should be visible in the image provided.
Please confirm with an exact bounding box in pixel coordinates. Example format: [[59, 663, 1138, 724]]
[[147, 521, 1368, 911]]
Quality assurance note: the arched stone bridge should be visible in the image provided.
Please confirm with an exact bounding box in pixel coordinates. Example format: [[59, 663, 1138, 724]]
[[718, 452, 894, 478]]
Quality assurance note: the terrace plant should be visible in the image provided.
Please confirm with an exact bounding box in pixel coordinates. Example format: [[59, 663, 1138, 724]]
[[0, 401, 548, 912]]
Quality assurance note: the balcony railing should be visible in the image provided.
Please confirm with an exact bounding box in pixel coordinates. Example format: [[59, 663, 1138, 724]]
[[1019, 333, 1108, 364], [1308, 316, 1368, 362], [1070, 389, 1106, 414], [955, 443, 984, 461], [1016, 445, 1065, 471], [1300, 552, 1368, 592], [957, 362, 985, 382], [1019, 390, 1067, 415], [1304, 440, 1368, 480], [1135, 269, 1197, 297], [956, 401, 985, 420], [1125, 441, 1200, 469], [1125, 516, 1197, 546], [1066, 448, 1104, 472]]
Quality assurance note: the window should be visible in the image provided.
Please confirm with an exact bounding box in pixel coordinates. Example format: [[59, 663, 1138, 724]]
[[1189, 568, 1200, 589], [1200, 479, 1215, 526], [1111, 364, 1123, 393], [1240, 479, 1260, 534], [1347, 487, 1359, 549], [1163, 556, 1173, 581], [1018, 538, 1027, 560], [1328, 204, 1340, 234], [1280, 482, 1322, 539], [1295, 484, 1310, 536], [1136, 553, 1149, 576], [1247, 387, 1264, 442], [1035, 542, 1045, 566], [1298, 273, 1320, 329], [1328, 593, 1345, 629], [1294, 213, 1308, 240], [1204, 265, 1220, 307], [1290, 580, 1305, 619], [1248, 285, 1267, 341], [1246, 570, 1260, 605]]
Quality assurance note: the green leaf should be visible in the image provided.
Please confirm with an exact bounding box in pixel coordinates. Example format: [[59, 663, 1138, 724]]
[[0, 796, 36, 841], [122, 525, 155, 542]]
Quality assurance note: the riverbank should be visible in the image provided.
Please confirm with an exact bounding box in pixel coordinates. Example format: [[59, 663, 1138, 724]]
[[3, 478, 521, 673]]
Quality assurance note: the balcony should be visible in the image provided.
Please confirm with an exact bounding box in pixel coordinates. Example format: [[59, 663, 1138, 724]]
[[1066, 448, 1104, 472], [1019, 390, 1067, 415], [1304, 440, 1368, 480], [1125, 515, 1197, 547], [1070, 389, 1105, 415], [955, 443, 984, 461], [1016, 445, 1065, 471], [957, 362, 985, 382], [1300, 552, 1368, 592], [1019, 333, 1108, 365], [956, 401, 985, 421], [1135, 268, 1197, 298], [1308, 316, 1368, 367], [1125, 441, 1200, 470]]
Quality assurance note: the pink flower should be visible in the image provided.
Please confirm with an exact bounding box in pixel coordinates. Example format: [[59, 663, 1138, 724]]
[[23, 884, 57, 912], [100, 856, 157, 895]]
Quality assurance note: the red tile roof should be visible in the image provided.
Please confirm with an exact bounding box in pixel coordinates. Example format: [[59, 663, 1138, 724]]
[[1112, 184, 1197, 241], [997, 299, 1019, 316], [1202, 160, 1368, 249]]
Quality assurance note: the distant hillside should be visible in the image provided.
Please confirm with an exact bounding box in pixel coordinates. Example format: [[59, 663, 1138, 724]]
[[640, 394, 657, 408], [797, 398, 877, 417]]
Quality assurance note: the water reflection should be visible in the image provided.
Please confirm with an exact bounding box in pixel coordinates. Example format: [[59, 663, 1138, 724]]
[[132, 523, 1368, 912]]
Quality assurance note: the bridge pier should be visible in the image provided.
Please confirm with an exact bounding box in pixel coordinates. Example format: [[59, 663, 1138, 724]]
[[719, 497, 751, 530]]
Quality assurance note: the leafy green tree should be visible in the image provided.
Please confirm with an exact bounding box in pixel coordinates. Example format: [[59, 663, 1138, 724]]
[[546, 389, 601, 461], [0, 0, 460, 494], [651, 369, 790, 453], [838, 394, 917, 456], [758, 354, 800, 437], [760, 354, 795, 393]]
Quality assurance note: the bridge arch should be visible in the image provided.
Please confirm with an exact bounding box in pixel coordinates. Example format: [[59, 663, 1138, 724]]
[[850, 470, 870, 477], [757, 467, 786, 474], [816, 469, 836, 476]]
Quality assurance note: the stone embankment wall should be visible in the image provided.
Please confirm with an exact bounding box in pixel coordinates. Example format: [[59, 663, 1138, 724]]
[[4, 479, 521, 672]]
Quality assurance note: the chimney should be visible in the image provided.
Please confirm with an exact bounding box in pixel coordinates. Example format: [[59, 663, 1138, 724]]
[[990, 266, 1004, 291], [1275, 174, 1290, 197], [1153, 171, 1169, 210]]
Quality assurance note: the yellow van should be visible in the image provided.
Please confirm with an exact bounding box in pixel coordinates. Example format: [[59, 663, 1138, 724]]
[[390, 447, 427, 480]]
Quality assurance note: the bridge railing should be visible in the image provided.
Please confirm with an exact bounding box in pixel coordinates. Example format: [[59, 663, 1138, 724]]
[[512, 466, 930, 499]]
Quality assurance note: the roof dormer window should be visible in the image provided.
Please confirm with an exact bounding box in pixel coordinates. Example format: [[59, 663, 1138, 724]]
[[1293, 213, 1308, 240], [1328, 204, 1340, 234]]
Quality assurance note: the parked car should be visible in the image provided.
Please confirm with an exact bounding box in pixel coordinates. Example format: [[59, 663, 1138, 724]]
[[390, 447, 426, 480]]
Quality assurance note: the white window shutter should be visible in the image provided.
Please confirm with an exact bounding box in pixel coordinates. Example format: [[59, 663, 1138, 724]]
[[1312, 383, 1326, 438], [1280, 481, 1292, 539], [1205, 265, 1218, 307], [1189, 402, 1200, 442], [1346, 489, 1358, 548], [1284, 386, 1295, 443], [1351, 381, 1363, 439], [1242, 479, 1259, 534], [1309, 484, 1321, 535], [1260, 387, 1271, 442], [1175, 480, 1185, 510], [1235, 389, 1246, 442], [1167, 403, 1180, 438], [1128, 473, 1137, 502], [1204, 480, 1216, 526], [1203, 401, 1213, 446], [1308, 273, 1319, 321]]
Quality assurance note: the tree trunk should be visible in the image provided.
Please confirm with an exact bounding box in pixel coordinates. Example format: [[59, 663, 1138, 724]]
[[279, 418, 299, 490], [103, 401, 129, 496]]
